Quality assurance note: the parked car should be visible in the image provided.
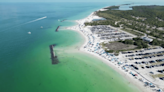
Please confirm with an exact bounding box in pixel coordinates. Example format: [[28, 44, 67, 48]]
[[159, 77, 164, 80], [149, 71, 154, 74], [141, 67, 145, 69], [157, 70, 163, 73]]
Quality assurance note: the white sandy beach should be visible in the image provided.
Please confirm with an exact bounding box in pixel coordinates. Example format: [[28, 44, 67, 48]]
[[66, 8, 163, 92]]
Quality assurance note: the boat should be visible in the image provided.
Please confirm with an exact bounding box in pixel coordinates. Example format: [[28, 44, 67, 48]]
[[41, 26, 43, 28], [28, 32, 31, 34]]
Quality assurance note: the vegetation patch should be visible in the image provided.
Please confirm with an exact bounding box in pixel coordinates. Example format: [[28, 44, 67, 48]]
[[151, 74, 164, 78], [120, 38, 149, 49], [85, 5, 164, 42], [150, 39, 164, 47], [101, 37, 151, 53], [102, 42, 137, 53]]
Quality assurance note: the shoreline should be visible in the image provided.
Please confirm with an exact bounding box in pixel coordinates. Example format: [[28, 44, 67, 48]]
[[66, 7, 159, 92]]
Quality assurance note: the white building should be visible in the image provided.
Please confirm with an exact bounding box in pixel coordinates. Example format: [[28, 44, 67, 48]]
[[141, 37, 153, 42]]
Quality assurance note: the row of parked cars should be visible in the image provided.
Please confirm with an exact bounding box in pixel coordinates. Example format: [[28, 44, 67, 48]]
[[130, 64, 139, 70], [133, 62, 164, 69], [128, 55, 164, 61], [122, 51, 141, 54], [134, 59, 164, 65], [144, 63, 164, 69], [126, 51, 164, 59], [122, 47, 163, 54], [144, 82, 155, 88], [135, 60, 156, 64], [156, 59, 164, 62]]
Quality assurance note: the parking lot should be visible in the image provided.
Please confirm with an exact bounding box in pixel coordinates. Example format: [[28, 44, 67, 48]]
[[118, 47, 164, 88], [90, 25, 133, 41]]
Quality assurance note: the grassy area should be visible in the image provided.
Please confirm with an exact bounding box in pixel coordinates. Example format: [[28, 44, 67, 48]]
[[101, 38, 152, 54], [120, 38, 149, 49], [101, 42, 137, 54], [141, 52, 164, 59], [151, 74, 164, 78]]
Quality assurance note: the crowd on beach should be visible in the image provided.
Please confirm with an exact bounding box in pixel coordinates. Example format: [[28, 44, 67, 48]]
[[67, 11, 164, 92]]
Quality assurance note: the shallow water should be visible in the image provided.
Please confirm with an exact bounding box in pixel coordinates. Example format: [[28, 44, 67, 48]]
[[0, 2, 148, 92]]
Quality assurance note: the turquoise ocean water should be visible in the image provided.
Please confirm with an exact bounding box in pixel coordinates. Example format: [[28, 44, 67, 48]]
[[0, 2, 162, 92]]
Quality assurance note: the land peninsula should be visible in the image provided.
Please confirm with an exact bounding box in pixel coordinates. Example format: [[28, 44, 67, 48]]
[[85, 5, 164, 47], [67, 4, 164, 92]]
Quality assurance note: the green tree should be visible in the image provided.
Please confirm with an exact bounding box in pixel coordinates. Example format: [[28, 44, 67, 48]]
[[161, 43, 164, 48]]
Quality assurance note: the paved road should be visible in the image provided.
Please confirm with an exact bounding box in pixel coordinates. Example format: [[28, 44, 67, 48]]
[[125, 27, 163, 41]]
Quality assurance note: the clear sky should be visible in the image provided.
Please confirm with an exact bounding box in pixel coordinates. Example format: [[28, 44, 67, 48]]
[[0, 0, 163, 2]]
